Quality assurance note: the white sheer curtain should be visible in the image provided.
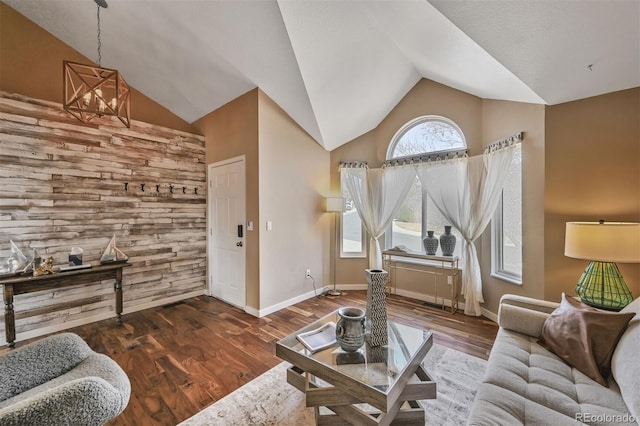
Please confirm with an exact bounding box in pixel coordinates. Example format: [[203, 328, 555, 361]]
[[341, 165, 415, 269], [415, 144, 518, 316]]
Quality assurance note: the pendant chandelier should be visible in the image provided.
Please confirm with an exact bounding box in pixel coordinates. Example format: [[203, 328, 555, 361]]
[[63, 0, 130, 127]]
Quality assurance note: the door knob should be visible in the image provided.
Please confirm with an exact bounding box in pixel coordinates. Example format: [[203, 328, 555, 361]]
[[236, 241, 243, 247]]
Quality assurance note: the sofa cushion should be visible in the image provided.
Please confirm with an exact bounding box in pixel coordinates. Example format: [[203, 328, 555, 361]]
[[468, 328, 634, 425], [539, 294, 634, 386], [611, 297, 640, 422]]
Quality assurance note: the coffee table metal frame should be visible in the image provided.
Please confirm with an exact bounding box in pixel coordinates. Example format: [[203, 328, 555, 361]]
[[276, 310, 436, 426]]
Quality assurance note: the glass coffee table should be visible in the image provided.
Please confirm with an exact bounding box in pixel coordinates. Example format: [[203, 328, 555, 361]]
[[276, 309, 436, 425]]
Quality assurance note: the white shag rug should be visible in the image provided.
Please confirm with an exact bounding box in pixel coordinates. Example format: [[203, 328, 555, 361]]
[[179, 344, 486, 426]]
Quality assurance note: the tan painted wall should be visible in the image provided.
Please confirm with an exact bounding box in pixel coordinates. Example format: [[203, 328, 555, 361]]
[[330, 79, 484, 287], [480, 100, 546, 313], [545, 88, 640, 303], [193, 89, 260, 310], [257, 91, 330, 309], [0, 2, 199, 135]]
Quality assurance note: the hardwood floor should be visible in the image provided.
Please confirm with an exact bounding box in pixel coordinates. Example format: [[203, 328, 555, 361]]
[[15, 291, 498, 425]]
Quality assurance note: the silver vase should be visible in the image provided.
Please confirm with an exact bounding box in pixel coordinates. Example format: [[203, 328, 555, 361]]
[[335, 307, 366, 352], [365, 269, 388, 346], [423, 230, 439, 255], [439, 225, 457, 256]]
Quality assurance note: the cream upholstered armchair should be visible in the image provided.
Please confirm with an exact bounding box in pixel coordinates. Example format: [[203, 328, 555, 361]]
[[0, 333, 130, 425]]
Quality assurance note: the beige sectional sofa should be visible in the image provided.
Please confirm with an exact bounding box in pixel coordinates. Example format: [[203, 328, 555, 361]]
[[468, 294, 639, 425]]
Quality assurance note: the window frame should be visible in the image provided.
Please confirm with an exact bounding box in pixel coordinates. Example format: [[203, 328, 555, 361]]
[[339, 181, 367, 259], [491, 147, 523, 285], [386, 115, 467, 161], [385, 115, 466, 255]]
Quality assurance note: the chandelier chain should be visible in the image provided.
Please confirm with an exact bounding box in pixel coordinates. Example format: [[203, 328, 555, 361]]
[[96, 4, 102, 66]]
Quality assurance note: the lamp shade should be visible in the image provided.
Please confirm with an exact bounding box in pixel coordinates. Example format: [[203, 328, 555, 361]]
[[565, 222, 640, 263], [326, 197, 344, 213]]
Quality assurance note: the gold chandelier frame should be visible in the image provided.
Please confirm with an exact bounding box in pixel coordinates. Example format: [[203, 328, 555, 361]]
[[63, 60, 131, 128]]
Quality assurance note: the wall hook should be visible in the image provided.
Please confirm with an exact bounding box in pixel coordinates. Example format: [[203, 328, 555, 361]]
[[141, 183, 145, 192], [156, 184, 160, 193], [124, 182, 129, 191], [170, 185, 174, 194], [194, 187, 198, 195], [182, 186, 186, 194]]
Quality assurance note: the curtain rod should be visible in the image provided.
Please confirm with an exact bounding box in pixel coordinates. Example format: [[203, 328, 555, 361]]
[[485, 132, 523, 154], [383, 149, 469, 168], [339, 161, 368, 170]]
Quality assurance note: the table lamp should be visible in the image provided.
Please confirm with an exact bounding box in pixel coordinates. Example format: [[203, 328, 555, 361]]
[[326, 197, 344, 296], [564, 221, 640, 311]]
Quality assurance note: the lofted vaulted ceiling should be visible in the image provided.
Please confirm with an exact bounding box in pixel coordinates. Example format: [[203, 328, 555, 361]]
[[5, 0, 639, 151]]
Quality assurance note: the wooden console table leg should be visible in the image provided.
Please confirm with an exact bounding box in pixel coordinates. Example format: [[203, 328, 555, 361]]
[[4, 284, 16, 348], [115, 268, 123, 324]]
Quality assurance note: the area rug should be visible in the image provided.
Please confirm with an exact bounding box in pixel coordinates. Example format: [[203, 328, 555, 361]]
[[179, 344, 487, 426]]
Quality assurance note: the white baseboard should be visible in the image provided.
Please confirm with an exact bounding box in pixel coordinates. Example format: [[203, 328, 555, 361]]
[[2, 289, 207, 347], [480, 307, 498, 323], [246, 286, 331, 318]]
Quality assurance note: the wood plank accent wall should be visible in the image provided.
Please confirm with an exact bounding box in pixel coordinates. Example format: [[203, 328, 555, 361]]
[[0, 92, 207, 344]]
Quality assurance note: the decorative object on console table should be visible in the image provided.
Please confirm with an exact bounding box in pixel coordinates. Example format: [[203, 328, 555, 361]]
[[326, 197, 344, 296], [365, 268, 388, 346], [335, 306, 366, 352], [564, 220, 640, 311], [439, 225, 457, 256], [1, 240, 31, 275], [423, 230, 439, 255], [100, 235, 128, 264], [33, 257, 54, 277], [69, 246, 84, 266]]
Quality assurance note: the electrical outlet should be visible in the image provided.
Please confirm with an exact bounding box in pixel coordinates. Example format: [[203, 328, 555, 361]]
[[305, 269, 311, 279]]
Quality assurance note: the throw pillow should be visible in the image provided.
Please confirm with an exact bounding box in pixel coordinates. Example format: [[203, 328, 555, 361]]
[[539, 293, 634, 387]]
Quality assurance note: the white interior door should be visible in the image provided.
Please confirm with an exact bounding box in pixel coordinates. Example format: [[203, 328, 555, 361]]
[[208, 157, 246, 309]]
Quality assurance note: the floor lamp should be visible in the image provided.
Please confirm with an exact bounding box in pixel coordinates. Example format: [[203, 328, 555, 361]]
[[565, 221, 640, 311], [326, 197, 344, 296]]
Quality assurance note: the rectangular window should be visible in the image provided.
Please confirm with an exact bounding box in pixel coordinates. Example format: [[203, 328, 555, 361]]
[[492, 144, 522, 283], [341, 181, 366, 258], [388, 176, 423, 252], [385, 176, 463, 259]]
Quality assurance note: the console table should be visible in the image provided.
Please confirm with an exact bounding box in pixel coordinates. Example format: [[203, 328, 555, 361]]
[[0, 262, 131, 348], [383, 250, 460, 313]]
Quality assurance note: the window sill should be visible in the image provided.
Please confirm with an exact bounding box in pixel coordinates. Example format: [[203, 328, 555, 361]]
[[491, 272, 522, 285]]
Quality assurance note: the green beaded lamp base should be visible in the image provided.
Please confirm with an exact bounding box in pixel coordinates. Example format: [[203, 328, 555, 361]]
[[575, 261, 634, 311]]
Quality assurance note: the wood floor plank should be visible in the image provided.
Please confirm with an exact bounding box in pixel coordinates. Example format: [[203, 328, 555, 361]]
[[9, 291, 498, 425]]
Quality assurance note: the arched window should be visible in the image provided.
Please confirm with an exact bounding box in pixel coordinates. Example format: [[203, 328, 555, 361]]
[[385, 116, 466, 256], [387, 116, 466, 159]]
